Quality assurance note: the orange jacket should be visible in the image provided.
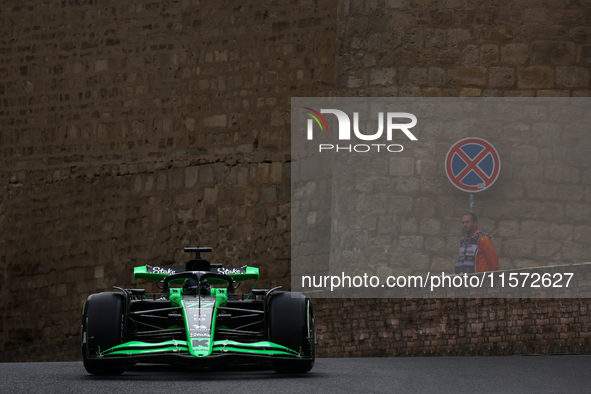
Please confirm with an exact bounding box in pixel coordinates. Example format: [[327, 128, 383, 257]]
[[473, 230, 499, 272]]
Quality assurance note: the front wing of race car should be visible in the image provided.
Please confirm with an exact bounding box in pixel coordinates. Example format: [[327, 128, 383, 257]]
[[98, 340, 301, 364]]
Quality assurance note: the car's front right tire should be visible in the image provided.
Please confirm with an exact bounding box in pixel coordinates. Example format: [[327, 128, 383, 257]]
[[81, 292, 127, 375]]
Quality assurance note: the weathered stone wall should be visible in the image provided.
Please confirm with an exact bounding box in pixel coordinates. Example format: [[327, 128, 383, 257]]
[[315, 296, 591, 357], [2, 0, 591, 362], [337, 0, 591, 97], [313, 0, 591, 357], [324, 0, 591, 276], [0, 0, 337, 354]]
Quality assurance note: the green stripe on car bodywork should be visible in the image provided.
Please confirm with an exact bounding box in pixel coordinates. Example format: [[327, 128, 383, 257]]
[[211, 340, 299, 356], [211, 347, 299, 356], [101, 340, 190, 355], [98, 339, 301, 358]]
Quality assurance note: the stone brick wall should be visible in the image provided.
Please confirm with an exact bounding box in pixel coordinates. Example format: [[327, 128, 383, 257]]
[[2, 0, 591, 362], [0, 337, 79, 362], [311, 0, 591, 358], [336, 0, 591, 97], [315, 296, 591, 357], [0, 0, 336, 354], [308, 0, 591, 358], [291, 0, 591, 293]]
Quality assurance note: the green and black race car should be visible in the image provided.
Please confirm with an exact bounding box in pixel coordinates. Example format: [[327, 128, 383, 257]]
[[81, 247, 315, 375]]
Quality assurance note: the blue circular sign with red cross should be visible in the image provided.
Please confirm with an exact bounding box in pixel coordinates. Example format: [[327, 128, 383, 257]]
[[445, 138, 501, 192]]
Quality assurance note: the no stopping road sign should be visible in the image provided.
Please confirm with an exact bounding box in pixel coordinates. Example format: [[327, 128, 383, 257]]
[[445, 138, 500, 192]]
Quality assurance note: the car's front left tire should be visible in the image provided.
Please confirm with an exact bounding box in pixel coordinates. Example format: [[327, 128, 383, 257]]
[[268, 291, 315, 373]]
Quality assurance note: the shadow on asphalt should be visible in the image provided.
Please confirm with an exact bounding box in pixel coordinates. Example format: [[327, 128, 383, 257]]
[[80, 363, 326, 381]]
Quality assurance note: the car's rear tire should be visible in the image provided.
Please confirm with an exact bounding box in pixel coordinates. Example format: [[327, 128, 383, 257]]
[[81, 292, 127, 375], [268, 292, 315, 374]]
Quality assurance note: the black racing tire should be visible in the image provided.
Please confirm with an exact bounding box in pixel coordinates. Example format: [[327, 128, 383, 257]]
[[81, 292, 127, 375], [268, 291, 315, 374]]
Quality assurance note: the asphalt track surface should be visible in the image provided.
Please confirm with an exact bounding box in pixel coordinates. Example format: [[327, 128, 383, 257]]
[[2, 356, 591, 393]]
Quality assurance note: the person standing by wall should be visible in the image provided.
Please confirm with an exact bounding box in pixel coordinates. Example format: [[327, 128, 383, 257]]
[[455, 213, 499, 274]]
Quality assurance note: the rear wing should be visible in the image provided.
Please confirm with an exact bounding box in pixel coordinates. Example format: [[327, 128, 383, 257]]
[[134, 265, 259, 282]]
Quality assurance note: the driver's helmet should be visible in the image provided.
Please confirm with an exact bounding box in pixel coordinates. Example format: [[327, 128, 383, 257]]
[[182, 278, 198, 295], [182, 278, 211, 296], [199, 280, 211, 295]]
